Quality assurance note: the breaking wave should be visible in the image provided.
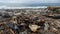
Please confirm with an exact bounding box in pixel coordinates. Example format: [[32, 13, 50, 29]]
[[0, 5, 47, 9]]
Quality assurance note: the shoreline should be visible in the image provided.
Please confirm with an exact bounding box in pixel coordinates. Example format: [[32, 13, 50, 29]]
[[0, 6, 47, 9]]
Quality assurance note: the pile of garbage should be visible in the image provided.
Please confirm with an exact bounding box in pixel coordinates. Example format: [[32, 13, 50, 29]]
[[0, 14, 60, 34]]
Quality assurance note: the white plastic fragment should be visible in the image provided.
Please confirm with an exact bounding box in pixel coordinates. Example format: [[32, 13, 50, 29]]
[[29, 25, 40, 32]]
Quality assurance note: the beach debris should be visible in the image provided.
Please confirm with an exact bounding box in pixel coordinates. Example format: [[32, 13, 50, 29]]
[[29, 24, 40, 32]]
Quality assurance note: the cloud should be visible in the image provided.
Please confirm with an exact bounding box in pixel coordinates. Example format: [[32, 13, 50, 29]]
[[0, 0, 60, 3], [0, 0, 22, 3]]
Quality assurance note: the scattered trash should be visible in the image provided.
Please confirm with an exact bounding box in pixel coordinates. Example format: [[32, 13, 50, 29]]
[[0, 8, 60, 34]]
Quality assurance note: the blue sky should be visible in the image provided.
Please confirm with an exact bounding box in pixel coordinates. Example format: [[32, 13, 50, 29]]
[[0, 0, 60, 3]]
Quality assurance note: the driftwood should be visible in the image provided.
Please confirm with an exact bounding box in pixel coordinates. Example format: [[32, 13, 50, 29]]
[[0, 14, 60, 34]]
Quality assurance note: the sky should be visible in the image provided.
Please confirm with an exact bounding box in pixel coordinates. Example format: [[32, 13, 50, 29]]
[[0, 0, 60, 3]]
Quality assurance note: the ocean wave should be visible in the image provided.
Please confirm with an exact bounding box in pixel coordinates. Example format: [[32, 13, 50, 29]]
[[0, 6, 47, 9]]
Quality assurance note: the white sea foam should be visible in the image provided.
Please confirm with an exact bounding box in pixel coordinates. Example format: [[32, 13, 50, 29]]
[[0, 6, 47, 9]]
